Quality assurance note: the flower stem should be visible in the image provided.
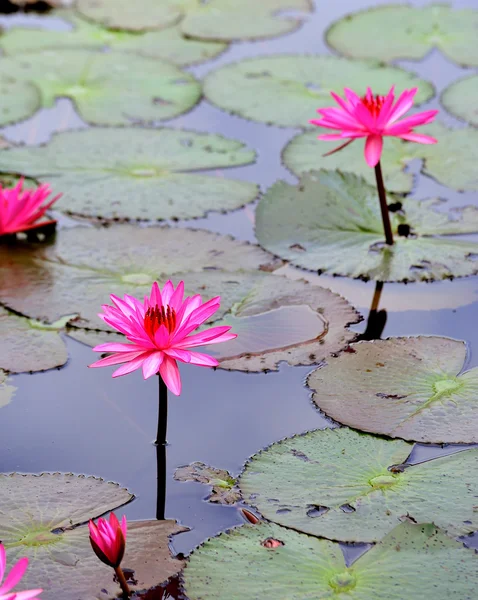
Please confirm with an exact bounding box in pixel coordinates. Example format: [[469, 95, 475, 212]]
[[155, 376, 168, 446], [114, 566, 131, 598], [374, 161, 394, 246], [155, 376, 168, 521]]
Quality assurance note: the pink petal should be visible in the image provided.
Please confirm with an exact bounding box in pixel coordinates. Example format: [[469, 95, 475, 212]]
[[159, 356, 182, 396], [177, 330, 237, 349], [153, 324, 170, 348], [376, 87, 395, 127], [161, 280, 175, 306], [89, 351, 146, 368], [0, 558, 28, 594], [176, 326, 233, 348], [121, 515, 127, 539], [0, 545, 5, 582], [354, 102, 376, 130], [141, 352, 164, 379], [112, 356, 146, 377], [387, 88, 417, 124], [396, 132, 437, 144], [187, 351, 219, 367], [330, 91, 355, 115], [385, 110, 438, 135], [164, 348, 192, 363], [168, 280, 184, 311], [149, 281, 162, 308], [92, 343, 143, 353], [364, 135, 383, 167], [317, 133, 346, 141], [343, 87, 361, 106], [11, 590, 43, 600]]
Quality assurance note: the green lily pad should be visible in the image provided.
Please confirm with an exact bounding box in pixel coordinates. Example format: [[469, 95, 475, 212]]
[[0, 225, 358, 372], [326, 4, 478, 67], [0, 12, 227, 67], [0, 371, 16, 408], [76, 0, 313, 40], [174, 462, 240, 504], [0, 306, 70, 374], [441, 75, 478, 127], [256, 170, 478, 282], [0, 473, 186, 600], [0, 128, 258, 221], [239, 427, 478, 543], [0, 49, 200, 127], [203, 55, 434, 128], [0, 77, 40, 128], [308, 336, 478, 444], [183, 521, 478, 600]]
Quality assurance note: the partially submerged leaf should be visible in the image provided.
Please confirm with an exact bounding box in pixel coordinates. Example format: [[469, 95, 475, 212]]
[[174, 462, 240, 504], [0, 128, 258, 221], [0, 473, 186, 599], [183, 521, 478, 599], [326, 4, 478, 67], [256, 170, 478, 282], [203, 55, 434, 128], [0, 305, 69, 373], [239, 427, 478, 542], [442, 75, 478, 127], [0, 49, 201, 126], [0, 371, 16, 408], [308, 336, 478, 443]]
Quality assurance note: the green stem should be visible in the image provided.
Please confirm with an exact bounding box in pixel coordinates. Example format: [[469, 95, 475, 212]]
[[374, 161, 394, 246], [114, 566, 131, 598]]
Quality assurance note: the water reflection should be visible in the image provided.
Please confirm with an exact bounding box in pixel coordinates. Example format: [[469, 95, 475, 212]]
[[357, 282, 387, 341]]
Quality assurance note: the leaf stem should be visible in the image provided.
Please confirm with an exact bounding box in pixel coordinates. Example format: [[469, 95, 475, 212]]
[[374, 161, 394, 246], [114, 566, 131, 598]]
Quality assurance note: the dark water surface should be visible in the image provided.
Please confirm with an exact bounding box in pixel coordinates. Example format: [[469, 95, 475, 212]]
[[1, 0, 478, 567]]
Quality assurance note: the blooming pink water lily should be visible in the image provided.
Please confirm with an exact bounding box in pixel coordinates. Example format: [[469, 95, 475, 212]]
[[89, 280, 236, 396], [89, 513, 127, 569], [310, 86, 438, 167], [0, 544, 42, 600], [0, 178, 61, 236]]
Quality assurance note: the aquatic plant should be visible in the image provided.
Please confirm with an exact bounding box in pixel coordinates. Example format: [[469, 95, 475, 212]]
[[0, 179, 60, 237], [0, 543, 42, 600], [310, 86, 437, 245]]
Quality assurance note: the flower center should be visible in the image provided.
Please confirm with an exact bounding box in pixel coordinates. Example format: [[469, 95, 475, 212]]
[[144, 304, 177, 338], [361, 94, 386, 118]]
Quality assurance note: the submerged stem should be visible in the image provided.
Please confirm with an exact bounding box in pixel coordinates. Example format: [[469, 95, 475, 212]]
[[114, 566, 131, 598], [374, 161, 394, 246]]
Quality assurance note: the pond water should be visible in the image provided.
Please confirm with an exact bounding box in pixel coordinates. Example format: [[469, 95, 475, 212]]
[[1, 0, 478, 595]]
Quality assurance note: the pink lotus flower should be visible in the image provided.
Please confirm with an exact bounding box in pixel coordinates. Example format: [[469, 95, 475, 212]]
[[89, 513, 127, 569], [310, 86, 438, 167], [89, 280, 236, 396], [0, 178, 61, 236], [0, 544, 42, 600]]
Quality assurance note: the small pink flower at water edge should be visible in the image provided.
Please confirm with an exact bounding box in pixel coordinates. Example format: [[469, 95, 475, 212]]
[[89, 280, 237, 396], [89, 513, 127, 569], [0, 179, 61, 237], [0, 543, 42, 600], [310, 86, 438, 167]]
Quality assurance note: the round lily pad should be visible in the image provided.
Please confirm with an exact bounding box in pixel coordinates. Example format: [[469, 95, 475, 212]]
[[0, 12, 227, 66], [76, 0, 313, 40], [183, 521, 478, 600], [326, 4, 478, 67], [256, 170, 478, 282], [0, 473, 186, 600], [239, 427, 478, 542], [0, 371, 15, 409], [0, 306, 69, 374], [203, 55, 434, 128], [308, 336, 478, 444], [0, 49, 201, 127], [441, 75, 478, 127], [0, 225, 359, 372], [0, 128, 258, 221]]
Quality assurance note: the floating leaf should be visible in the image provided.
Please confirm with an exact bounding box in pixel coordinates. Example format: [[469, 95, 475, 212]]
[[308, 336, 478, 443], [256, 170, 478, 282], [0, 305, 69, 373], [0, 49, 200, 126], [76, 0, 313, 40], [0, 128, 258, 220], [0, 371, 15, 409], [326, 5, 478, 67], [0, 473, 185, 599], [0, 12, 227, 66], [183, 521, 478, 600], [441, 75, 478, 127], [239, 427, 478, 542], [174, 462, 240, 504], [203, 55, 434, 128], [0, 225, 358, 372]]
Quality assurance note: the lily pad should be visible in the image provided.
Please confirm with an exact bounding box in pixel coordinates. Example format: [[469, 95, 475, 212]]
[[0, 225, 359, 372], [0, 371, 15, 409], [183, 521, 478, 600], [0, 128, 258, 221], [239, 427, 478, 542], [255, 170, 478, 282], [326, 4, 478, 67], [0, 12, 227, 66], [308, 336, 478, 444], [174, 462, 240, 504], [0, 49, 201, 126], [0, 473, 186, 600], [0, 306, 69, 374], [441, 75, 478, 127], [76, 0, 313, 40], [203, 55, 434, 128]]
